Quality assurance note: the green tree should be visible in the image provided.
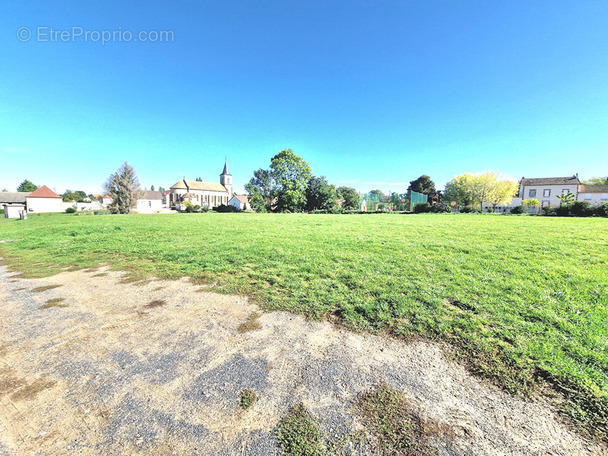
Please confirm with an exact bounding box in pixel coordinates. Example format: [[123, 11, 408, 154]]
[[150, 185, 155, 191], [17, 180, 38, 193], [245, 168, 273, 212], [305, 176, 337, 211], [158, 186, 165, 193], [407, 175, 436, 196], [522, 198, 540, 214], [582, 176, 608, 185], [271, 149, 312, 212], [487, 180, 519, 210], [444, 174, 476, 207], [62, 190, 87, 202], [336, 186, 359, 210], [195, 177, 203, 182], [445, 172, 516, 210], [103, 162, 144, 214], [556, 192, 576, 206]]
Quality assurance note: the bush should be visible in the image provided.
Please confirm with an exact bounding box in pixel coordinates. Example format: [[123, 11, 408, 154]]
[[596, 202, 608, 217], [201, 206, 210, 212], [571, 201, 593, 217], [510, 205, 524, 215], [541, 206, 554, 216], [554, 205, 570, 216], [460, 206, 473, 213], [486, 207, 494, 213], [65, 207, 76, 213], [213, 204, 239, 213], [413, 203, 430, 213]]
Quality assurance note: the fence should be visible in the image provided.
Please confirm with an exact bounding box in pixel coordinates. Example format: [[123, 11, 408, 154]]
[[360, 190, 427, 212]]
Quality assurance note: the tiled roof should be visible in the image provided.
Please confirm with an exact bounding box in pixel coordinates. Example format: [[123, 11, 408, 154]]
[[520, 176, 580, 186], [0, 192, 29, 203], [170, 180, 228, 193], [141, 191, 162, 200], [27, 185, 61, 198], [234, 195, 249, 203], [579, 185, 608, 193]]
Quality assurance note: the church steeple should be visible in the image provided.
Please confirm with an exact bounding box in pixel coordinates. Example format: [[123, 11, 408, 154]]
[[220, 159, 233, 196]]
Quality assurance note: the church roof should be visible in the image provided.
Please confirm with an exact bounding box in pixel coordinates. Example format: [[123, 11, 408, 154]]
[[221, 161, 231, 176], [28, 185, 61, 198], [170, 180, 228, 193]]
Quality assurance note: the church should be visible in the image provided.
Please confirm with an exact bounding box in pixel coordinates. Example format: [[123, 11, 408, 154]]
[[168, 161, 233, 210]]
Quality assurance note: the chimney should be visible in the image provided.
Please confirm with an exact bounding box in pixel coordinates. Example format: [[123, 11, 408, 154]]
[[183, 178, 189, 192]]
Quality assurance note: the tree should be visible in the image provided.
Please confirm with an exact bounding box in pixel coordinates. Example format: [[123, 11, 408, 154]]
[[62, 190, 88, 202], [103, 162, 144, 214], [150, 185, 155, 191], [556, 192, 576, 206], [407, 175, 436, 196], [270, 149, 312, 212], [487, 180, 519, 210], [336, 187, 359, 210], [369, 189, 384, 198], [444, 174, 476, 207], [195, 177, 203, 182], [245, 168, 273, 212], [17, 180, 38, 193], [305, 176, 337, 211], [158, 186, 165, 193], [2, 189, 8, 192], [522, 198, 540, 214], [582, 176, 608, 185]]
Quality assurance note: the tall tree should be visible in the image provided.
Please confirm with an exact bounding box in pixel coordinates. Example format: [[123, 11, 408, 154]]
[[582, 176, 608, 185], [305, 176, 337, 211], [17, 180, 38, 193], [487, 180, 519, 210], [158, 186, 165, 193], [270, 149, 312, 212], [445, 172, 517, 209], [407, 175, 436, 195], [336, 186, 359, 210], [245, 169, 273, 212], [103, 162, 144, 214], [150, 185, 155, 191]]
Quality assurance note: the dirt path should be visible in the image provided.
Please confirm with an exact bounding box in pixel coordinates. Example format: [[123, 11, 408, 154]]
[[0, 265, 603, 455]]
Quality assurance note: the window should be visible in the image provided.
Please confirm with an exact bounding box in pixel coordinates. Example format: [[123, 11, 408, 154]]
[[529, 189, 536, 197], [543, 189, 551, 197], [148, 201, 152, 208], [542, 200, 550, 207], [562, 189, 569, 195]]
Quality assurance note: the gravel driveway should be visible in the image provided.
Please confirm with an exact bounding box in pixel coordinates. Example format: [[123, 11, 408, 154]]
[[0, 265, 603, 455]]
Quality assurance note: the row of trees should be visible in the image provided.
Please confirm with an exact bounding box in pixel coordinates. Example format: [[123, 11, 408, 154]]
[[245, 149, 359, 212], [444, 173, 518, 209]]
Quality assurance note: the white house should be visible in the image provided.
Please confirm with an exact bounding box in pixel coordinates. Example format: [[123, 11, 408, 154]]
[[26, 186, 63, 213], [168, 161, 233, 210], [136, 191, 163, 213], [519, 176, 581, 208], [229, 195, 250, 211], [0, 192, 29, 208], [577, 185, 608, 205]]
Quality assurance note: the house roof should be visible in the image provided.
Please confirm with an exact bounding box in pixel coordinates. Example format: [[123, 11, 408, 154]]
[[27, 185, 61, 198], [579, 185, 608, 194], [170, 180, 228, 193], [233, 195, 249, 203], [182, 192, 197, 198], [520, 176, 580, 186], [141, 191, 162, 200], [0, 192, 29, 203]]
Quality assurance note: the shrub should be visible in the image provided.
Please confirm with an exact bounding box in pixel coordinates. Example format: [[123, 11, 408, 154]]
[[596, 202, 608, 217], [65, 207, 76, 213], [541, 206, 554, 216], [201, 206, 210, 213], [413, 203, 430, 213], [571, 201, 593, 217], [554, 205, 570, 216], [486, 207, 494, 213], [460, 206, 473, 213], [213, 204, 239, 213], [510, 205, 524, 215]]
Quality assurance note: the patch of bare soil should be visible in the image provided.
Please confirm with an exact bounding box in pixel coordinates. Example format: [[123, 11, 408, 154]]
[[0, 265, 604, 456]]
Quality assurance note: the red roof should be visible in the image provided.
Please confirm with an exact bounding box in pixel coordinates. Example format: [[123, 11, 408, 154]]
[[235, 195, 249, 203], [28, 185, 61, 199]]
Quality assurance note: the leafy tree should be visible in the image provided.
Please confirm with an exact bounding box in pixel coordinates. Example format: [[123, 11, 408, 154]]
[[444, 174, 476, 207], [2, 189, 8, 192], [103, 162, 144, 214], [556, 192, 576, 206], [582, 176, 608, 185], [17, 180, 38, 193], [245, 168, 273, 212], [407, 175, 436, 196], [150, 185, 155, 191], [522, 198, 540, 214], [195, 177, 203, 182], [445, 172, 517, 210], [369, 189, 384, 198], [62, 190, 88, 202], [158, 186, 165, 193], [305, 176, 337, 211], [336, 187, 359, 210], [487, 179, 519, 210], [271, 149, 312, 212]]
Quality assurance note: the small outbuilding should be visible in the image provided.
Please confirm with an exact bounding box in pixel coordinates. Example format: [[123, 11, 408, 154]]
[[26, 186, 63, 213], [3, 204, 26, 219], [229, 195, 251, 211], [136, 191, 163, 213]]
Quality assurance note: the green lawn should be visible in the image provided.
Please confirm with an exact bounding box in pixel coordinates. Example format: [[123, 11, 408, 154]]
[[1, 212, 607, 441]]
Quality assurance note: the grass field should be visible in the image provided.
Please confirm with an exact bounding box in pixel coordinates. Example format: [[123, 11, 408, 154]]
[[1, 212, 607, 441]]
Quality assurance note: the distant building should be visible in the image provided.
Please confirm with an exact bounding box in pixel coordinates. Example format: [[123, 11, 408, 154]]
[[26, 186, 63, 213], [229, 195, 250, 211], [168, 161, 233, 210], [519, 176, 581, 208], [577, 185, 608, 205], [0, 192, 29, 209]]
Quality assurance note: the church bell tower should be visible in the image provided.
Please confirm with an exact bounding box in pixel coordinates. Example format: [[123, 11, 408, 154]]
[[220, 159, 233, 196]]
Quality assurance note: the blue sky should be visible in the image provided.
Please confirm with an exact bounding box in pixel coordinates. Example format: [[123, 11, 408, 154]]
[[1, 1, 607, 194]]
